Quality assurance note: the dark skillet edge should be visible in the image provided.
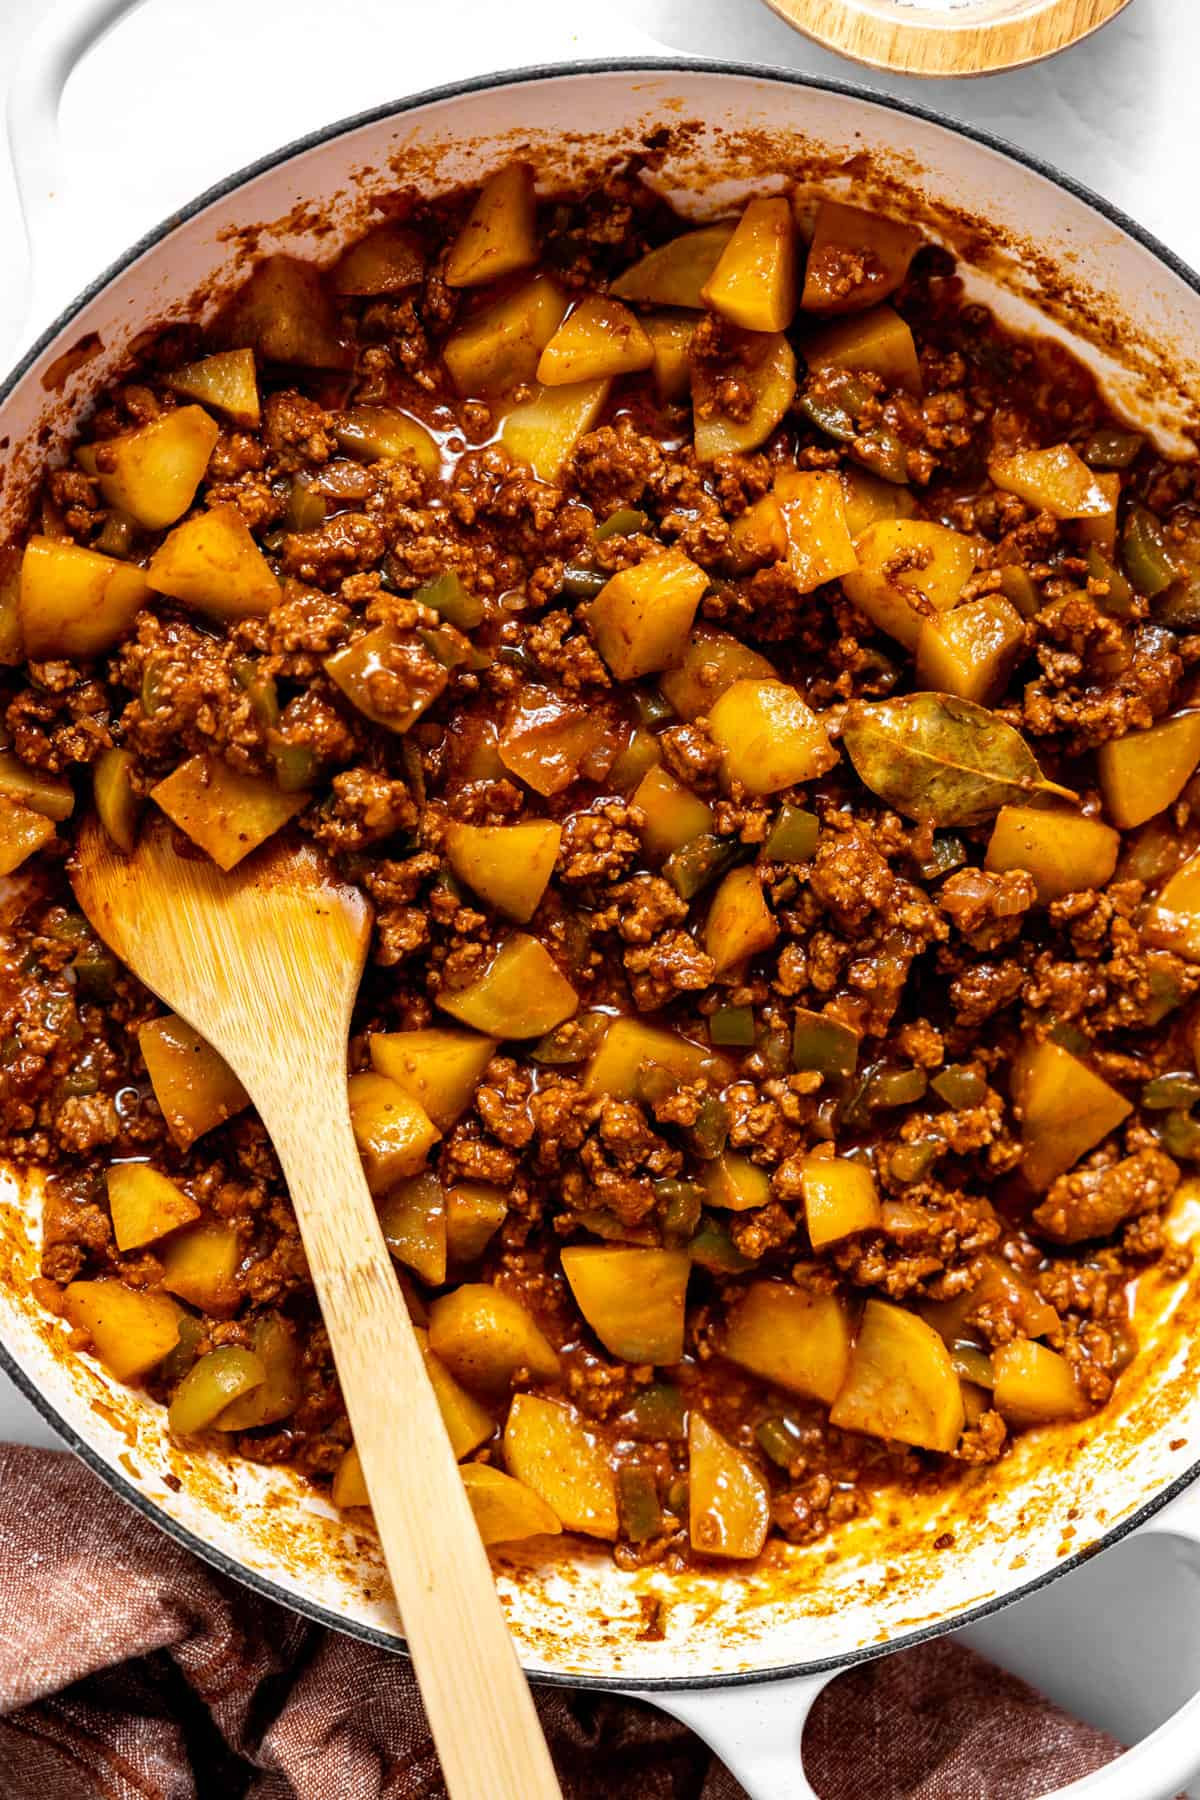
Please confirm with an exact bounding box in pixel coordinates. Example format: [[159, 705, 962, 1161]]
[[3, 54, 1200, 1690]]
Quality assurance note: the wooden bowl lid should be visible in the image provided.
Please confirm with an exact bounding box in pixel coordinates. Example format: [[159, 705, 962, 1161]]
[[759, 0, 1132, 77]]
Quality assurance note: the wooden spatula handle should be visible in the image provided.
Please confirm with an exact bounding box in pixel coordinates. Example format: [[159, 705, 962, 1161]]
[[265, 1083, 562, 1800]]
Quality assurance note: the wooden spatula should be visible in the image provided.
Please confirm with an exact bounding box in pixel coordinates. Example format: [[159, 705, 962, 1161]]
[[72, 816, 562, 1800]]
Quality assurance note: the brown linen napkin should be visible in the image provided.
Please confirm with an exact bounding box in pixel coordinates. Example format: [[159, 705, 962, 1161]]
[[0, 1442, 1132, 1799]]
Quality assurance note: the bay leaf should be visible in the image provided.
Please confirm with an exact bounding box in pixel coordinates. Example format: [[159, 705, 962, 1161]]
[[841, 692, 1076, 827]]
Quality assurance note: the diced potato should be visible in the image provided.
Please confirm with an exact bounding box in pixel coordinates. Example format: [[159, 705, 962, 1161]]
[[537, 296, 653, 385], [167, 348, 261, 428], [333, 407, 439, 477], [152, 754, 306, 871], [324, 623, 447, 734], [992, 1339, 1087, 1426], [702, 1152, 771, 1212], [138, 1013, 249, 1149], [915, 595, 1025, 704], [444, 819, 561, 923], [147, 503, 280, 622], [773, 469, 859, 593], [497, 682, 611, 797], [985, 805, 1119, 903], [800, 1155, 881, 1248], [1145, 850, 1200, 962], [437, 934, 578, 1038], [332, 1444, 370, 1509], [19, 536, 149, 659], [216, 1313, 301, 1429], [801, 201, 922, 314], [830, 1298, 965, 1452], [0, 752, 72, 821], [707, 679, 836, 795], [633, 766, 713, 858], [659, 626, 777, 720], [461, 1463, 562, 1545], [704, 864, 777, 973], [728, 496, 788, 573], [1012, 1039, 1132, 1191], [803, 304, 920, 391], [693, 332, 796, 461], [429, 1284, 560, 1398], [444, 276, 568, 396], [701, 197, 796, 334], [78, 407, 218, 530], [168, 1345, 266, 1435], [503, 1393, 618, 1539], [331, 222, 424, 296], [93, 747, 140, 853], [445, 163, 538, 288], [841, 466, 917, 538], [368, 1028, 497, 1133], [610, 223, 736, 309], [446, 1183, 509, 1263], [348, 1071, 440, 1192], [584, 1016, 729, 1100], [106, 1163, 200, 1252], [378, 1171, 447, 1286], [497, 379, 611, 483], [160, 1219, 242, 1314], [224, 254, 349, 367], [1074, 471, 1121, 553], [414, 1325, 495, 1458], [1098, 712, 1200, 830], [923, 1253, 1059, 1346], [586, 548, 708, 681], [63, 1281, 185, 1383], [688, 1411, 768, 1560], [0, 799, 55, 875], [988, 445, 1116, 520], [643, 312, 695, 401], [561, 1246, 690, 1364], [724, 1281, 852, 1404], [842, 519, 976, 650]]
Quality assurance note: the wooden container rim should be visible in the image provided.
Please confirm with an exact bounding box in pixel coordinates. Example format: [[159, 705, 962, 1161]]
[[758, 0, 1133, 78]]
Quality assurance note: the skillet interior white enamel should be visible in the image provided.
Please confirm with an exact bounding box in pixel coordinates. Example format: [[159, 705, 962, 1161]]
[[3, 61, 1200, 1692]]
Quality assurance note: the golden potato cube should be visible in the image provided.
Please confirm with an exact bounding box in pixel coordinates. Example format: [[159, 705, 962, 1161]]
[[584, 1017, 729, 1100], [801, 200, 922, 314], [586, 548, 708, 682], [63, 1281, 185, 1383], [333, 406, 439, 477], [332, 1444, 370, 1509], [0, 752, 72, 820], [461, 1463, 562, 1545], [168, 1345, 266, 1435], [537, 296, 653, 386], [985, 805, 1119, 904], [610, 223, 736, 309], [446, 1185, 509, 1266], [216, 1313, 301, 1429], [331, 222, 424, 296], [633, 766, 713, 858], [1098, 711, 1200, 830], [147, 503, 280, 622], [368, 1028, 497, 1133], [988, 444, 1116, 520], [915, 595, 1025, 703], [992, 1339, 1087, 1426], [93, 747, 140, 853], [800, 1155, 881, 1248], [324, 623, 447, 735], [503, 1393, 617, 1539], [444, 819, 561, 923], [830, 1299, 964, 1451], [106, 1163, 200, 1252], [167, 348, 261, 428], [377, 1171, 447, 1286], [498, 379, 610, 483], [497, 682, 610, 797], [79, 407, 219, 530], [444, 276, 568, 397], [1012, 1039, 1132, 1191], [843, 519, 976, 651], [692, 331, 796, 461], [348, 1071, 439, 1193], [152, 754, 306, 871], [659, 625, 777, 720], [445, 163, 538, 288], [429, 1283, 560, 1398], [437, 934, 578, 1039], [707, 679, 836, 795], [1074, 471, 1121, 554], [724, 1280, 852, 1404], [160, 1219, 242, 1314], [702, 1152, 771, 1212], [224, 255, 349, 367], [704, 864, 778, 973], [138, 1013, 249, 1149], [561, 1246, 690, 1364], [0, 799, 55, 875], [803, 304, 921, 392], [727, 495, 787, 573], [688, 1410, 769, 1560], [643, 311, 695, 401], [19, 536, 149, 659], [841, 466, 917, 538], [410, 1327, 495, 1459], [1145, 850, 1200, 962], [701, 196, 796, 334], [774, 469, 859, 593]]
